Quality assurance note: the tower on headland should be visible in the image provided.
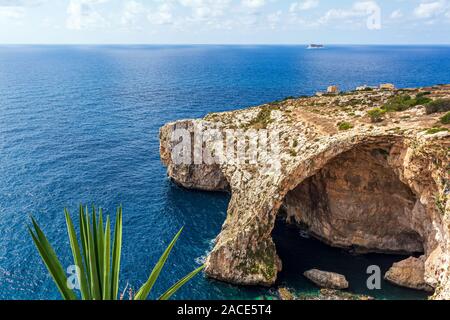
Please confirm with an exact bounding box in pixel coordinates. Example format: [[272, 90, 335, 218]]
[[327, 85, 340, 94]]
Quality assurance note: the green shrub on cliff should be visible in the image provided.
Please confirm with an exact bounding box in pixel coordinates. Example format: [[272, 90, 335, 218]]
[[426, 99, 450, 115], [415, 95, 433, 106], [417, 91, 431, 98], [246, 105, 280, 129], [268, 96, 296, 106], [425, 127, 449, 135], [382, 95, 431, 112], [382, 95, 412, 112], [367, 108, 387, 123], [338, 122, 353, 131], [252, 108, 272, 129], [29, 205, 203, 300], [441, 112, 450, 125]]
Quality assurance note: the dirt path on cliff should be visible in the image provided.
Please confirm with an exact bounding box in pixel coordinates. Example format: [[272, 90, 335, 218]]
[[293, 109, 339, 136]]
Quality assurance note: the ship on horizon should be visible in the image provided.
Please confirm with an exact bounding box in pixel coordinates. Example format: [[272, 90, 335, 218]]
[[307, 44, 325, 49]]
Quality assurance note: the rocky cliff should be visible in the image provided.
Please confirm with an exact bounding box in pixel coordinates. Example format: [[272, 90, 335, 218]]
[[160, 85, 450, 299]]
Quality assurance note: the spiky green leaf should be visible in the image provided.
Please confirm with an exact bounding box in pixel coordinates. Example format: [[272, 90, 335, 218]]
[[111, 206, 122, 300], [64, 209, 90, 300], [134, 227, 184, 300], [28, 218, 77, 300], [102, 216, 111, 300], [159, 265, 205, 301]]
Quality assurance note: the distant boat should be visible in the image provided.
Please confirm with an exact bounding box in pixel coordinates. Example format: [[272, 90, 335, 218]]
[[307, 44, 324, 49]]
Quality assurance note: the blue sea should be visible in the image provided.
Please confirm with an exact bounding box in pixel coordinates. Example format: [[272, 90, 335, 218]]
[[1, 45, 449, 300]]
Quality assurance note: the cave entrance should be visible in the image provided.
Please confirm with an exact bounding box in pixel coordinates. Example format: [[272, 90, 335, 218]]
[[272, 219, 429, 300], [273, 144, 428, 299]]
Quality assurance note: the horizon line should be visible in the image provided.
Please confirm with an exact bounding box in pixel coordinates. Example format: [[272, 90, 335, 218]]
[[1, 43, 450, 46]]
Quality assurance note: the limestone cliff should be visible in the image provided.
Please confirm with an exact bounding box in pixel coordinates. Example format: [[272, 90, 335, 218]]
[[160, 85, 450, 299]]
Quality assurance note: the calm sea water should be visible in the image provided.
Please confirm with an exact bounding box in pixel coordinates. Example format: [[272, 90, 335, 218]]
[[1, 45, 449, 300]]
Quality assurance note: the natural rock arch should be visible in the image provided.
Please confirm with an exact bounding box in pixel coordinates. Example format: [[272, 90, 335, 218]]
[[160, 86, 450, 298], [204, 136, 445, 294]]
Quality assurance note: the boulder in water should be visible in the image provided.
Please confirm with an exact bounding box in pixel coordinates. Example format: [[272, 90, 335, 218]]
[[304, 269, 349, 290]]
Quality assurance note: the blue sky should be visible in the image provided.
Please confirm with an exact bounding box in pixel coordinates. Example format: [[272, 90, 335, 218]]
[[0, 0, 449, 44]]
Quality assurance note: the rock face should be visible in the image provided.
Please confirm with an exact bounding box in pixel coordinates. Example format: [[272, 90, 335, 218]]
[[281, 145, 425, 254], [160, 85, 450, 299], [299, 289, 374, 301], [385, 256, 434, 292], [278, 287, 295, 300], [160, 120, 230, 192], [304, 269, 349, 290]]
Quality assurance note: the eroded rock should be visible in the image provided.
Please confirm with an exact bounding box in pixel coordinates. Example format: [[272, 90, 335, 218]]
[[299, 289, 374, 301], [385, 256, 434, 292], [281, 144, 425, 254], [304, 269, 349, 290]]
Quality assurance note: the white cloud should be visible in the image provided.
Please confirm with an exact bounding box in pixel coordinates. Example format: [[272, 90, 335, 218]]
[[241, 0, 265, 9], [390, 9, 403, 19], [0, 6, 24, 21], [352, 1, 380, 14], [147, 3, 173, 25], [267, 10, 282, 29], [0, 0, 45, 23], [318, 1, 381, 29], [289, 0, 319, 13], [66, 0, 109, 30], [121, 0, 145, 27], [0, 0, 46, 6], [178, 0, 232, 27], [414, 1, 447, 19], [6, 0, 450, 42]]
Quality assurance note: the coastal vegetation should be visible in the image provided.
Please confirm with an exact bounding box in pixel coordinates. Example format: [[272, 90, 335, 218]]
[[268, 96, 297, 106], [28, 206, 203, 300], [367, 108, 387, 123], [246, 105, 280, 129], [426, 99, 450, 114], [369, 95, 449, 123], [382, 94, 431, 112], [441, 112, 450, 125], [425, 127, 449, 135], [337, 122, 353, 131]]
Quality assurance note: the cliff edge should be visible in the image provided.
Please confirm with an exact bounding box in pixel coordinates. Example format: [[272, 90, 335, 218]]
[[160, 85, 450, 299]]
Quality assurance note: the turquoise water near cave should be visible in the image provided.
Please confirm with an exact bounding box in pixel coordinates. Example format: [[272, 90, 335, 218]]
[[272, 219, 429, 300], [1, 45, 448, 300]]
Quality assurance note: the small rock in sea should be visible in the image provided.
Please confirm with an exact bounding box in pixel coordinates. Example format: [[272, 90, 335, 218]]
[[304, 269, 349, 290], [277, 287, 295, 300]]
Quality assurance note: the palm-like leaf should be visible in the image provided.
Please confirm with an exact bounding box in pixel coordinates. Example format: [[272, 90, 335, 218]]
[[64, 209, 90, 299], [159, 265, 205, 300], [28, 217, 77, 300], [29, 206, 203, 300]]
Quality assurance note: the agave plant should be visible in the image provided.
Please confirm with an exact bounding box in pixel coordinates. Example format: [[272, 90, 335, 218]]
[[28, 205, 204, 300]]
